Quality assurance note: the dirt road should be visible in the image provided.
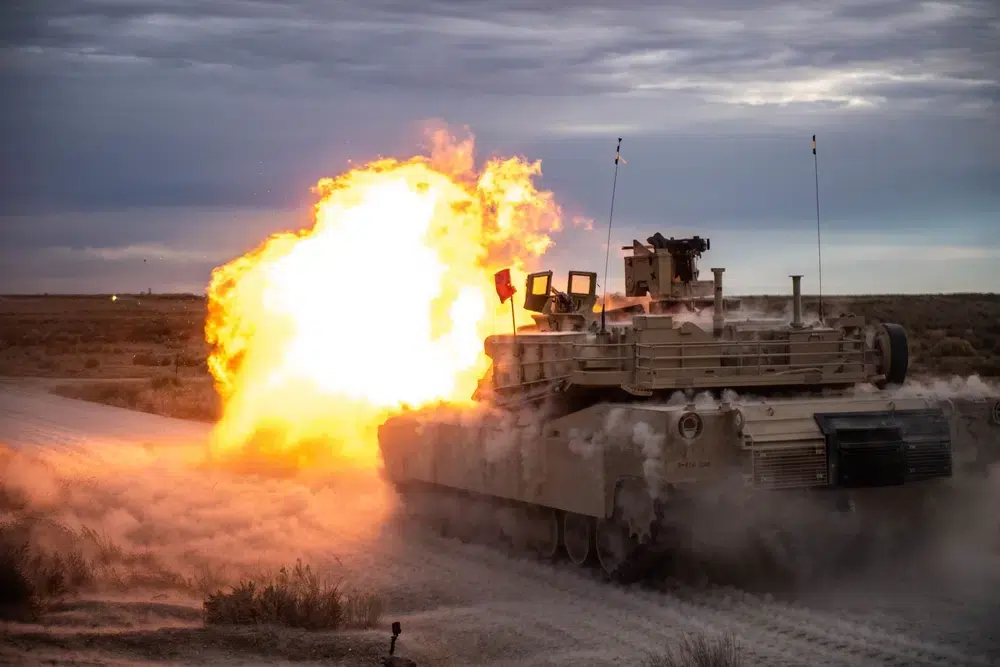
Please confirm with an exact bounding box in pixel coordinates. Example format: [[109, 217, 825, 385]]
[[2, 382, 998, 666]]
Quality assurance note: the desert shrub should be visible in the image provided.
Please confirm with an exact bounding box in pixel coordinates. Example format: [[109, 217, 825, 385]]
[[128, 319, 175, 343], [937, 356, 981, 376], [150, 375, 183, 390], [57, 382, 143, 409], [51, 378, 220, 422], [0, 522, 92, 621], [133, 352, 162, 366], [342, 590, 386, 629], [203, 561, 345, 631], [76, 329, 102, 344], [978, 357, 1000, 378], [36, 358, 59, 372], [175, 354, 207, 368], [20, 328, 44, 346], [642, 632, 747, 667], [0, 545, 35, 619], [927, 337, 977, 358], [84, 357, 100, 369], [50, 331, 77, 345], [45, 343, 72, 356]]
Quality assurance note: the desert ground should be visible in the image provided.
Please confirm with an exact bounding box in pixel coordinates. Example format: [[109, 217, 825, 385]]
[[2, 293, 1000, 666]]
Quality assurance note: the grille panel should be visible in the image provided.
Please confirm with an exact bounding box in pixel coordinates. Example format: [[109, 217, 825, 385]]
[[752, 442, 828, 489], [905, 437, 952, 481]]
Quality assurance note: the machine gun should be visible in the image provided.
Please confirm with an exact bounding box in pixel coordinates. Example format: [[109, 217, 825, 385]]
[[623, 234, 739, 313]]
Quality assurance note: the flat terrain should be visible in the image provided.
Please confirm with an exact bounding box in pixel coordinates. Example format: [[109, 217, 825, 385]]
[[0, 294, 218, 421], [0, 294, 211, 380], [1, 293, 999, 666], [2, 385, 999, 666]]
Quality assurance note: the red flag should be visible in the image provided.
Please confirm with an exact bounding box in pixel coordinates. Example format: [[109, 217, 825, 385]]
[[494, 268, 516, 303]]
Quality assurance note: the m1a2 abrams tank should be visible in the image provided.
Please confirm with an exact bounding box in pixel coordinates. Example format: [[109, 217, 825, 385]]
[[378, 234, 1000, 583]]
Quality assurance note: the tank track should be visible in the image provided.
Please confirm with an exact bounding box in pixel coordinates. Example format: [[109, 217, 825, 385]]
[[389, 479, 936, 591]]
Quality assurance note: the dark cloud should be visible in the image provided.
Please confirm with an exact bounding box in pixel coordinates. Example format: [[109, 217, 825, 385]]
[[3, 0, 996, 99], [0, 0, 997, 294]]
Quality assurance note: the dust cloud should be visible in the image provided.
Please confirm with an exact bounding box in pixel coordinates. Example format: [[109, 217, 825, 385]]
[[853, 372, 1000, 398], [1, 438, 396, 597]]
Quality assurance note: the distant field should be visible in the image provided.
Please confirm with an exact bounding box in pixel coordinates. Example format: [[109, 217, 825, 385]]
[[0, 294, 219, 421], [1, 293, 998, 422]]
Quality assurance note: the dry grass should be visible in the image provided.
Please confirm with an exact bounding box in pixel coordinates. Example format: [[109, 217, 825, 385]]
[[50, 375, 220, 422], [342, 588, 388, 629], [642, 632, 747, 667], [203, 560, 343, 629], [0, 521, 92, 621], [0, 516, 217, 608], [1, 515, 385, 633], [203, 560, 385, 631], [2, 621, 389, 665], [0, 294, 209, 380], [0, 444, 394, 665]]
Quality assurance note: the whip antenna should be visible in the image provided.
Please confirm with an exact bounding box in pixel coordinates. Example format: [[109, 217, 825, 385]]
[[812, 134, 824, 322], [601, 137, 623, 333]]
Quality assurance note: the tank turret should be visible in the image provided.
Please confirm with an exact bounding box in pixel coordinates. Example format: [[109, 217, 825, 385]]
[[482, 232, 908, 405]]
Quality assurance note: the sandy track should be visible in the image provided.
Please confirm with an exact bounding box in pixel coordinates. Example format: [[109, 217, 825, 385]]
[[1, 383, 998, 667]]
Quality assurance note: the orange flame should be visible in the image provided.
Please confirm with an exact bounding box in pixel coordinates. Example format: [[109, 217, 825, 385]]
[[204, 128, 563, 469]]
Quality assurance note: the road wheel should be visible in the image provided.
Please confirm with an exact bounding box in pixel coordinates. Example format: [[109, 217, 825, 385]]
[[562, 512, 593, 566], [596, 517, 642, 582], [526, 507, 561, 561]]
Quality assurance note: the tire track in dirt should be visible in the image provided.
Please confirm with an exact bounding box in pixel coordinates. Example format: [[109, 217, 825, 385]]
[[348, 496, 997, 666], [685, 586, 996, 667], [343, 510, 905, 666], [318, 509, 699, 662], [386, 493, 998, 666], [789, 573, 1000, 663], [278, 492, 807, 664]]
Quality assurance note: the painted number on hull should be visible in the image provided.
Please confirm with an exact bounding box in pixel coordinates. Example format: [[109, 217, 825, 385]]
[[677, 460, 712, 469]]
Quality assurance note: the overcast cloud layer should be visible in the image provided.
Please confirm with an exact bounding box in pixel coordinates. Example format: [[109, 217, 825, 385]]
[[1, 0, 998, 294]]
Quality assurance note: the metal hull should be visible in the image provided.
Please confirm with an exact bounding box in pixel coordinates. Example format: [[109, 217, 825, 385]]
[[378, 393, 1000, 582]]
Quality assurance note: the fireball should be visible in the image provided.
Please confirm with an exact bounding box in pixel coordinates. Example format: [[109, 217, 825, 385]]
[[205, 128, 566, 470]]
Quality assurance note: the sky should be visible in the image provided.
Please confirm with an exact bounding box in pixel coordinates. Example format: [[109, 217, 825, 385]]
[[1, 0, 998, 295]]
